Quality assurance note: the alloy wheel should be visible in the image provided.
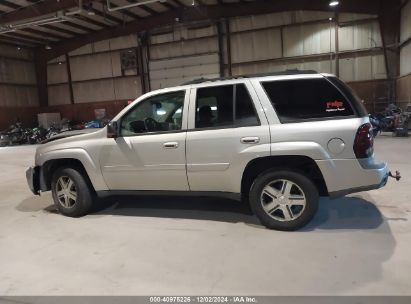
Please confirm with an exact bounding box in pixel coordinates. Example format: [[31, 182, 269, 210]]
[[260, 179, 306, 222], [56, 176, 77, 208]]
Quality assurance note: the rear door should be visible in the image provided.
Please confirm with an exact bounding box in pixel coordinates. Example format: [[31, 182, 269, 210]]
[[185, 80, 270, 194]]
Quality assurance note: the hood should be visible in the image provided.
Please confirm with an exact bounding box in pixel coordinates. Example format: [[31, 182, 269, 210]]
[[37, 128, 106, 153], [34, 127, 108, 167], [41, 129, 100, 144]]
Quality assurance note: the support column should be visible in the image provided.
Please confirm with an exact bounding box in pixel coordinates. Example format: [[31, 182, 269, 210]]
[[335, 12, 340, 77], [137, 32, 151, 93], [216, 20, 225, 77], [225, 18, 232, 77], [34, 51, 48, 108], [379, 0, 401, 101], [65, 53, 74, 104]]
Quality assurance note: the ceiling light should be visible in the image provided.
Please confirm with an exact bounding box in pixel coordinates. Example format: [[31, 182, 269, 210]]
[[17, 47, 21, 51], [45, 45, 52, 50], [58, 62, 62, 65], [329, 1, 339, 7], [191, 0, 196, 6]]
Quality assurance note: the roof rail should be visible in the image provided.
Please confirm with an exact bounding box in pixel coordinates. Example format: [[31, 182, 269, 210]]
[[182, 70, 319, 85]]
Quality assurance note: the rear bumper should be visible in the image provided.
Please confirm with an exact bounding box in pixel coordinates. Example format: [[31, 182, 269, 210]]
[[316, 158, 389, 198], [328, 170, 388, 198], [26, 166, 40, 195]]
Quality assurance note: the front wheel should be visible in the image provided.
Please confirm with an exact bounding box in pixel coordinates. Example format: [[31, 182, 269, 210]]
[[249, 170, 319, 231], [51, 167, 95, 217]]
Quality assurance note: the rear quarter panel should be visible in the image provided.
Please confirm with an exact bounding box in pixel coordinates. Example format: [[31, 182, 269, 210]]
[[249, 76, 377, 194]]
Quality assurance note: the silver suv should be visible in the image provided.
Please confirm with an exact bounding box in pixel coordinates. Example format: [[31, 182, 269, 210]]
[[26, 71, 389, 230]]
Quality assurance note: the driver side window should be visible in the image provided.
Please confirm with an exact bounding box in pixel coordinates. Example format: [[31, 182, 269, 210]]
[[121, 91, 185, 136]]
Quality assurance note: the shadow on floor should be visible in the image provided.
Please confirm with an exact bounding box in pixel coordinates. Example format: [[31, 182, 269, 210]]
[[17, 193, 384, 231], [90, 195, 261, 226], [90, 194, 384, 231], [303, 195, 384, 231]]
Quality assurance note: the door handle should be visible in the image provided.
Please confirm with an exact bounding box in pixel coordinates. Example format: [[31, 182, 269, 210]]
[[240, 137, 260, 144], [163, 142, 179, 149]]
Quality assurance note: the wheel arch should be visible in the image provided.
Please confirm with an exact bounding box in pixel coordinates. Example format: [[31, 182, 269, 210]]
[[37, 148, 108, 192], [40, 158, 93, 192], [241, 155, 328, 197]]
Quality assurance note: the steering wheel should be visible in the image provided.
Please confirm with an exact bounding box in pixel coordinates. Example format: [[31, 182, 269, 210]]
[[144, 117, 160, 132]]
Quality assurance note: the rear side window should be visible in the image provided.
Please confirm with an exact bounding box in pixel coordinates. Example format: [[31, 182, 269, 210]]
[[261, 78, 355, 123], [195, 84, 259, 129]]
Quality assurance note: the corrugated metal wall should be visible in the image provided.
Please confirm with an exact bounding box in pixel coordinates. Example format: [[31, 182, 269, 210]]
[[0, 45, 38, 107], [228, 11, 385, 82], [46, 10, 387, 106], [396, 0, 411, 109], [400, 0, 411, 76], [47, 34, 142, 106]]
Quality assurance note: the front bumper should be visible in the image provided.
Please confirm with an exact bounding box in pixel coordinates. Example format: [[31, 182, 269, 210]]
[[26, 166, 40, 195]]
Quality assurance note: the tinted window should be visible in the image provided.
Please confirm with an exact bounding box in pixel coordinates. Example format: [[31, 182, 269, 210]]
[[195, 84, 259, 129], [236, 84, 260, 126], [262, 78, 355, 123], [121, 91, 185, 136], [327, 76, 367, 116]]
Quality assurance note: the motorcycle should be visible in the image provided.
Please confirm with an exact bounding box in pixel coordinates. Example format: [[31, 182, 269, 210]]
[[45, 123, 61, 139], [29, 127, 48, 144], [7, 123, 30, 145], [369, 104, 409, 137]]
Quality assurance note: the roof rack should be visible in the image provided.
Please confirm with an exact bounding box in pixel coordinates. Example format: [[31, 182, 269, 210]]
[[182, 70, 319, 85]]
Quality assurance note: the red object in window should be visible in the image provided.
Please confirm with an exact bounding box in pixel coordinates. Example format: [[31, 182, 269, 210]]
[[327, 100, 344, 109]]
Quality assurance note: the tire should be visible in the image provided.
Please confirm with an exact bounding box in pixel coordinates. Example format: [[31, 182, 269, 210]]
[[249, 170, 319, 231], [51, 166, 95, 217]]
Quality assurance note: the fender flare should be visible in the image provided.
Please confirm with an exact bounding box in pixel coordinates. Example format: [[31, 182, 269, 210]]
[[38, 148, 108, 191]]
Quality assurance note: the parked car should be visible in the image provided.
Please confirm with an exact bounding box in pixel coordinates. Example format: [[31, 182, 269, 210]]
[[26, 71, 390, 231]]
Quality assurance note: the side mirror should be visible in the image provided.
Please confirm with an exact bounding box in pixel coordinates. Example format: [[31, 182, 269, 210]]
[[107, 121, 119, 138]]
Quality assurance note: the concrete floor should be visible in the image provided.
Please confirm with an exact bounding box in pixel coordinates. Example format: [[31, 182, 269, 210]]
[[0, 136, 410, 296]]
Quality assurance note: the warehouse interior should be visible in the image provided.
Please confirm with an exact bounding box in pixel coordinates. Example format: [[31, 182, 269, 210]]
[[0, 0, 411, 298], [0, 0, 410, 128]]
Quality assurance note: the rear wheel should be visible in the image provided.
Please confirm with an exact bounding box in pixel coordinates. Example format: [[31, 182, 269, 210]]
[[249, 170, 319, 231], [51, 167, 94, 217]]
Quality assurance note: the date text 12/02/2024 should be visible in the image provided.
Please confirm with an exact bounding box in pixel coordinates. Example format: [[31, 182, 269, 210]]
[[149, 297, 258, 303]]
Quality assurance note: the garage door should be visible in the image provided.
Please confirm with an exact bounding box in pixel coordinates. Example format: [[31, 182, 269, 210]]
[[149, 53, 220, 90]]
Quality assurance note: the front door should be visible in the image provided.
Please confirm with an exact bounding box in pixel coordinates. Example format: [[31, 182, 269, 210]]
[[100, 89, 190, 191]]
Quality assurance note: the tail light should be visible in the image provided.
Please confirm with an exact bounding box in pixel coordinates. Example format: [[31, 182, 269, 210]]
[[353, 123, 374, 158]]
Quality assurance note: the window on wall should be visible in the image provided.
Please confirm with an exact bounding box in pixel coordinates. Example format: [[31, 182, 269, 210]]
[[261, 78, 355, 123], [195, 84, 260, 129], [120, 49, 138, 76]]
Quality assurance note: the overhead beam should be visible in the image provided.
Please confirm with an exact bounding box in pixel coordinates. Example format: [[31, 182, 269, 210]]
[[75, 16, 111, 28], [41, 24, 79, 37], [64, 20, 98, 32], [0, 37, 36, 48], [0, 0, 94, 25], [3, 32, 50, 44], [20, 28, 67, 40], [172, 0, 185, 7], [0, 0, 20, 10]]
